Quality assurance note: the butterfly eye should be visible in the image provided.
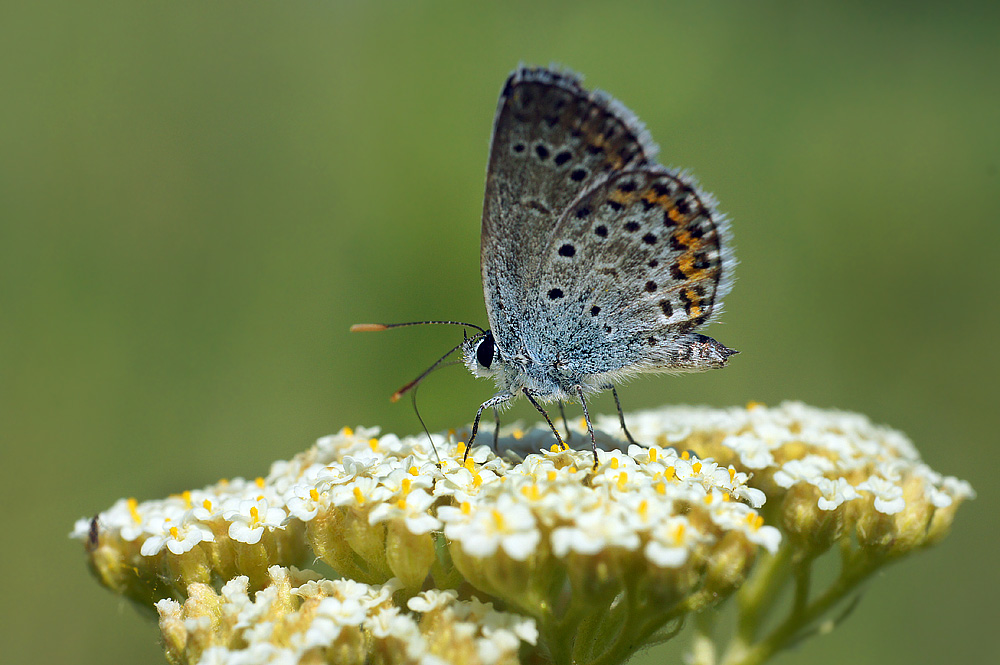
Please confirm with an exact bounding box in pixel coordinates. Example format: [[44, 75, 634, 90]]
[[476, 332, 496, 369]]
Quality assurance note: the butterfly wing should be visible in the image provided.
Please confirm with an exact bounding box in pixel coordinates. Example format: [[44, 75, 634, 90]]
[[481, 66, 657, 357], [523, 166, 735, 377]]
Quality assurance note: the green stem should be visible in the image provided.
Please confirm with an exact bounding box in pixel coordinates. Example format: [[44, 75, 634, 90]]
[[720, 554, 878, 665], [791, 555, 814, 616], [735, 545, 794, 644]]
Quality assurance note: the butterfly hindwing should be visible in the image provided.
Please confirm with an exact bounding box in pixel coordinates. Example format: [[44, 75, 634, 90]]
[[521, 167, 734, 375]]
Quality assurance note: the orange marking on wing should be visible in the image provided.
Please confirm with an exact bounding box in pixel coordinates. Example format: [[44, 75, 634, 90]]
[[608, 188, 631, 205], [678, 253, 696, 278]]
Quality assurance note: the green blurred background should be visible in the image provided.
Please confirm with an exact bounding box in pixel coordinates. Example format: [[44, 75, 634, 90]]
[[2, 1, 995, 663]]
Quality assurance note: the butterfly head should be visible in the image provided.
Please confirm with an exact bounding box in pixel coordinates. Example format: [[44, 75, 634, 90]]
[[464, 330, 502, 380]]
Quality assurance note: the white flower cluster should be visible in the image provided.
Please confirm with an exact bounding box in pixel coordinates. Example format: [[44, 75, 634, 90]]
[[74, 402, 974, 665], [156, 566, 535, 665], [71, 477, 290, 553], [73, 415, 780, 574], [603, 402, 975, 517]]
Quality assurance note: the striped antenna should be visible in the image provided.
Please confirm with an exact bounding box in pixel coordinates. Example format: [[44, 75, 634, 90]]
[[350, 320, 486, 334]]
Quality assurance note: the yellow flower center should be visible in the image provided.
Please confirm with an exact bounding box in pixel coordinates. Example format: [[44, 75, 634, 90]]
[[127, 498, 140, 523], [673, 522, 686, 543], [521, 484, 541, 501]]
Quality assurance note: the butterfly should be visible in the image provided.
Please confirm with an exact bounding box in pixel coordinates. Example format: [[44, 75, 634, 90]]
[[354, 66, 737, 467]]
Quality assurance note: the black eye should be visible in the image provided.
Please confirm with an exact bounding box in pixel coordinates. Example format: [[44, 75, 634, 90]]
[[476, 332, 495, 369]]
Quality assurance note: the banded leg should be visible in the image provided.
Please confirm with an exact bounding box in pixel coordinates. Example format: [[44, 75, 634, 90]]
[[464, 393, 512, 464], [610, 387, 639, 447], [522, 389, 567, 451], [558, 401, 573, 442], [575, 386, 600, 469], [493, 407, 501, 450]]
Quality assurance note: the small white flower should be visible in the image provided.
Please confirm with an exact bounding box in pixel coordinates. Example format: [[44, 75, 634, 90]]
[[408, 589, 459, 613], [721, 433, 776, 469], [551, 507, 641, 556], [367, 488, 441, 534], [300, 597, 366, 650], [434, 466, 499, 499], [645, 516, 705, 568], [773, 457, 832, 488], [330, 476, 393, 508], [223, 498, 287, 544], [140, 515, 215, 556], [367, 606, 420, 640], [814, 477, 859, 511], [376, 466, 435, 495], [438, 494, 540, 561], [283, 482, 327, 522], [194, 646, 233, 665], [342, 452, 383, 477], [857, 476, 906, 514]]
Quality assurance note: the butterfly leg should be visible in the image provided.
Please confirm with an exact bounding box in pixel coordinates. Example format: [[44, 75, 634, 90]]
[[522, 389, 568, 452], [607, 386, 639, 447], [492, 407, 501, 450], [464, 393, 512, 464], [574, 386, 600, 469], [558, 401, 573, 442]]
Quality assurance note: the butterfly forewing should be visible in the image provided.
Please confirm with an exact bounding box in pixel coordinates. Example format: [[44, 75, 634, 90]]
[[481, 67, 657, 356]]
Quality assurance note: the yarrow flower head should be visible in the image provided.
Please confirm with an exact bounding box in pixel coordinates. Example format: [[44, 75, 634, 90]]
[[75, 403, 973, 665]]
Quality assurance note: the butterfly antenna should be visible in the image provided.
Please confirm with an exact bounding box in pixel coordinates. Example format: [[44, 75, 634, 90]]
[[408, 380, 443, 466], [351, 321, 486, 334], [407, 359, 467, 466], [390, 339, 468, 402]]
